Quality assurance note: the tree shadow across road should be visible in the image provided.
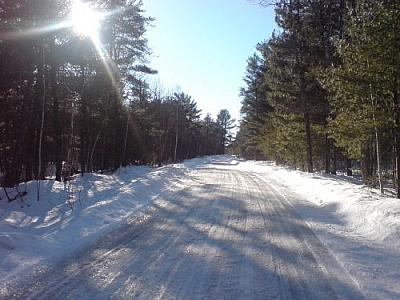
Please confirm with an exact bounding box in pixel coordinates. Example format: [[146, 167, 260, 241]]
[[2, 159, 375, 299]]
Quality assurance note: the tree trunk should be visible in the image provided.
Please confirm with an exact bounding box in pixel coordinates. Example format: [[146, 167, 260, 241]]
[[361, 141, 372, 184], [394, 73, 400, 198], [24, 61, 36, 182], [37, 42, 46, 202], [392, 0, 400, 199], [325, 134, 330, 173], [50, 37, 63, 182], [374, 127, 384, 194], [79, 65, 87, 174], [346, 157, 352, 176], [394, 135, 400, 197], [332, 143, 337, 175], [304, 111, 313, 173]]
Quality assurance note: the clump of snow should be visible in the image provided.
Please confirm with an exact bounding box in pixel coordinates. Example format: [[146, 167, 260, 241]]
[[0, 155, 399, 299]]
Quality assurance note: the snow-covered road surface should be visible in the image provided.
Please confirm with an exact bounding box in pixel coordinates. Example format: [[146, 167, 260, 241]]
[[3, 156, 365, 299]]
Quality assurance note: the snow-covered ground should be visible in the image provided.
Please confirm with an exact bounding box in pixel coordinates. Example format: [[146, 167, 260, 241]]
[[0, 155, 399, 299], [244, 161, 400, 299]]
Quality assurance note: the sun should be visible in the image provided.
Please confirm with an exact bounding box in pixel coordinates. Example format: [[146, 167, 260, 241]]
[[70, 0, 101, 38]]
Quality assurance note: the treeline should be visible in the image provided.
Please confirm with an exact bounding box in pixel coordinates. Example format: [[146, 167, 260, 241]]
[[0, 0, 234, 188], [237, 0, 399, 195]]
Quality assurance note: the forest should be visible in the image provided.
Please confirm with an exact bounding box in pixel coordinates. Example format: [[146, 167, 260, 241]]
[[0, 0, 235, 190], [1, 0, 399, 198], [237, 0, 400, 197]]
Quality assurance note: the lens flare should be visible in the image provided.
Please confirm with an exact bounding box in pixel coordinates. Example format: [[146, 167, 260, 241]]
[[70, 0, 101, 38]]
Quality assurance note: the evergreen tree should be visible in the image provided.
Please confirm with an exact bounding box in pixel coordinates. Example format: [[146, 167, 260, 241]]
[[264, 1, 319, 172], [0, 0, 64, 185], [216, 109, 236, 154], [239, 43, 273, 159], [239, 0, 345, 172], [325, 0, 400, 190], [200, 113, 220, 156], [0, 0, 155, 186]]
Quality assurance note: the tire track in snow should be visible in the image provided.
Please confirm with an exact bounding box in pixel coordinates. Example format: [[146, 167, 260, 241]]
[[250, 172, 366, 300], [4, 157, 366, 299], [112, 182, 223, 300]]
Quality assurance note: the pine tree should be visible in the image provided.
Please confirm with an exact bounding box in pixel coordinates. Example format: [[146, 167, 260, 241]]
[[325, 0, 400, 190], [0, 0, 155, 186], [216, 109, 236, 154], [239, 43, 273, 158], [264, 8, 313, 172]]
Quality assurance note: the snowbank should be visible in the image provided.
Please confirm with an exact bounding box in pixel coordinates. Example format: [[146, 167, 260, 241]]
[[243, 161, 400, 244]]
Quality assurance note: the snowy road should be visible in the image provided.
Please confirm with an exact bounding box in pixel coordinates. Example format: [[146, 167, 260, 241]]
[[4, 157, 365, 299]]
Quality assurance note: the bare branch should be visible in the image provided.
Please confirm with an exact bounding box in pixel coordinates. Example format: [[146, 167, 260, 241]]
[[247, 0, 277, 7]]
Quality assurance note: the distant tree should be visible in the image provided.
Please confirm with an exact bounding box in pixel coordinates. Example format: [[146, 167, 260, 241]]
[[216, 109, 236, 154], [199, 113, 221, 156], [170, 92, 202, 162]]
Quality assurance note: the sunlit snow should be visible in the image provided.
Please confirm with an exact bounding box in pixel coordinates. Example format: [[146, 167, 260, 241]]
[[0, 155, 399, 299]]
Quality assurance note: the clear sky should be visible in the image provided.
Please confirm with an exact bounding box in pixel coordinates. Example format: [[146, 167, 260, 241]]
[[142, 0, 277, 122]]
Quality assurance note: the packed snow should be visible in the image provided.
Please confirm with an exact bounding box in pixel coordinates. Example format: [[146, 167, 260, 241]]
[[0, 155, 399, 299]]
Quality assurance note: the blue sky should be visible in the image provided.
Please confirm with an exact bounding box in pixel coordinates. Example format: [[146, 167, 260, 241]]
[[142, 0, 276, 122]]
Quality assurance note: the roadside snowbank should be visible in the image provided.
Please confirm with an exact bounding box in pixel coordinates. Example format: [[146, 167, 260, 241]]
[[0, 162, 193, 280], [243, 161, 400, 244]]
